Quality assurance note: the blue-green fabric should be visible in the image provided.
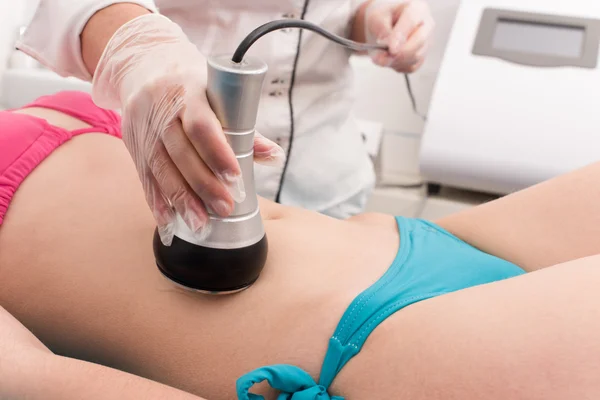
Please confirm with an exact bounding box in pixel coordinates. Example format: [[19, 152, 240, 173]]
[[237, 217, 525, 399]]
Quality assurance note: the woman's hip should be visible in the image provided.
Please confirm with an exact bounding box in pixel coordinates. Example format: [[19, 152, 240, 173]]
[[333, 255, 600, 399]]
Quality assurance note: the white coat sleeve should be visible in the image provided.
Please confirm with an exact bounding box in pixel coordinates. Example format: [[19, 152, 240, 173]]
[[16, 0, 158, 81]]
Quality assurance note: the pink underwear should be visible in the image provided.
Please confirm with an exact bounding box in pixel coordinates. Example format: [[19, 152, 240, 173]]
[[0, 91, 122, 225]]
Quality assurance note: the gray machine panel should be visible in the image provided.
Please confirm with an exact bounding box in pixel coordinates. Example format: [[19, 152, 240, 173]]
[[473, 8, 600, 68]]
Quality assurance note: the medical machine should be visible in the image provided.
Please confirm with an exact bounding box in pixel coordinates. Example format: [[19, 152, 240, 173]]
[[153, 20, 388, 294], [420, 0, 600, 194]]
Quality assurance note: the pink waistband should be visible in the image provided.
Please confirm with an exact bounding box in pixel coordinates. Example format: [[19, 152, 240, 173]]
[[0, 91, 122, 225]]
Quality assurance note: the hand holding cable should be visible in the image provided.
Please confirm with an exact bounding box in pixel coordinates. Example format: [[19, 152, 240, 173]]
[[364, 0, 435, 73], [91, 14, 285, 246]]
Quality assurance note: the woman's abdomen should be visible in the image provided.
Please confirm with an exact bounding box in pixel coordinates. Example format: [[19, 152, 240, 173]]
[[0, 127, 399, 399]]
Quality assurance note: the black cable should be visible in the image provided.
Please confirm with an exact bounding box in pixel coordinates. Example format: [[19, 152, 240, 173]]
[[233, 19, 426, 120], [232, 20, 386, 64], [404, 74, 426, 120]]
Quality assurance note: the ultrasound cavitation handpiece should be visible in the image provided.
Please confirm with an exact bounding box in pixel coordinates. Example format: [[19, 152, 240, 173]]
[[153, 55, 269, 294], [153, 19, 388, 294]]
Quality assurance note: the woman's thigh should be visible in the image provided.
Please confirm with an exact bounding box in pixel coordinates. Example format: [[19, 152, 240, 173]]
[[334, 254, 600, 399], [436, 162, 600, 271]]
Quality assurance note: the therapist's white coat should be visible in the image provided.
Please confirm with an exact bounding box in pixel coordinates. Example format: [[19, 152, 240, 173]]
[[18, 0, 375, 217]]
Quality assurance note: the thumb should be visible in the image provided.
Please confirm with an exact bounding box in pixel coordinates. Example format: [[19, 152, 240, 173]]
[[253, 131, 286, 167]]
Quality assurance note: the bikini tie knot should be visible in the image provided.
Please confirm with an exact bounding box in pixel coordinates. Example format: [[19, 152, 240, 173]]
[[236, 364, 344, 400]]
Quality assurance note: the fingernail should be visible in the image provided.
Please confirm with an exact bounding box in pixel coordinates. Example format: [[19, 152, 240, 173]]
[[374, 50, 387, 62], [390, 34, 405, 54], [210, 199, 233, 216], [376, 53, 393, 67], [182, 209, 206, 233], [376, 33, 389, 46], [192, 220, 212, 242], [158, 222, 175, 246], [218, 172, 246, 203], [256, 145, 286, 168], [153, 201, 175, 227], [370, 49, 383, 60]]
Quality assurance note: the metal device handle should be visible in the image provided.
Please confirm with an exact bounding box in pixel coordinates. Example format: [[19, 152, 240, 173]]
[[206, 55, 268, 217], [169, 55, 268, 249], [170, 55, 268, 249]]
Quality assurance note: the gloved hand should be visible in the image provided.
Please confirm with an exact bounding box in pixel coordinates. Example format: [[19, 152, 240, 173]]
[[364, 0, 435, 73], [92, 14, 285, 246]]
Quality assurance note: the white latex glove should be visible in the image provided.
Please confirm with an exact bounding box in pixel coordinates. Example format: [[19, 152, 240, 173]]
[[364, 0, 435, 72], [92, 14, 285, 246]]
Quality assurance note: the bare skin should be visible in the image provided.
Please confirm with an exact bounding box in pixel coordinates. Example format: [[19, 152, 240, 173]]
[[81, 3, 151, 75], [0, 304, 204, 400], [1, 107, 600, 399]]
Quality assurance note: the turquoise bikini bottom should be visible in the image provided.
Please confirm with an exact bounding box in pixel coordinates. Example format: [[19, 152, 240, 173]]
[[237, 216, 526, 399]]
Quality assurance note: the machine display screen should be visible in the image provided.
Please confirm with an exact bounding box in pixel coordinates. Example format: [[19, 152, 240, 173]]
[[492, 19, 585, 58]]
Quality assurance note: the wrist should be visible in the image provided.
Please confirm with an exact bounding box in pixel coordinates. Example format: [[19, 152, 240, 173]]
[[91, 14, 206, 110], [350, 0, 376, 44], [81, 3, 153, 77]]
